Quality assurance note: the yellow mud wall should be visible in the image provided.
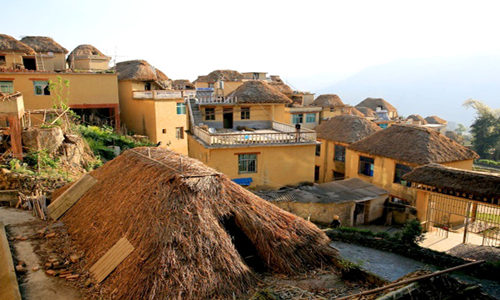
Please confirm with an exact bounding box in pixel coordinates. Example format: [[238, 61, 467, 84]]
[[2, 52, 24, 68], [316, 140, 348, 183], [273, 201, 355, 225], [442, 160, 473, 170], [153, 100, 188, 155]]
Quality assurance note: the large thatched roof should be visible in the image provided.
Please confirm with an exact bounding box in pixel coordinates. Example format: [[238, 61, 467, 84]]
[[407, 114, 427, 124], [0, 34, 35, 54], [312, 94, 344, 108], [195, 69, 244, 82], [316, 114, 381, 144], [403, 163, 500, 199], [356, 106, 376, 118], [67, 44, 108, 62], [349, 124, 478, 165], [425, 115, 447, 124], [58, 147, 338, 299], [20, 36, 68, 53], [268, 76, 293, 96], [228, 80, 292, 104], [115, 60, 169, 82], [172, 79, 195, 90], [347, 107, 365, 117], [356, 97, 397, 113]]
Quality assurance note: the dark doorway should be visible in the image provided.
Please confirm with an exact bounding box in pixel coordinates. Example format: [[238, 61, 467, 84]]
[[353, 203, 365, 226], [314, 166, 320, 182], [223, 108, 233, 129], [23, 57, 36, 70], [220, 215, 266, 272], [72, 108, 116, 128]]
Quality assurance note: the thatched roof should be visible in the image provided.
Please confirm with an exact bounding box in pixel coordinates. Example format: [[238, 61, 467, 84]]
[[20, 36, 68, 53], [316, 114, 381, 144], [58, 147, 338, 299], [195, 69, 244, 82], [356, 97, 397, 113], [268, 76, 293, 96], [425, 115, 447, 124], [348, 107, 365, 117], [356, 106, 376, 118], [67, 44, 108, 63], [115, 60, 169, 82], [172, 79, 195, 90], [228, 80, 292, 104], [0, 34, 35, 54], [312, 94, 344, 108], [403, 163, 500, 198], [407, 114, 427, 124], [349, 124, 479, 165]]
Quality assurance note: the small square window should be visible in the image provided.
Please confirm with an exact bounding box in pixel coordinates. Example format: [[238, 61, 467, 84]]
[[306, 113, 316, 123], [394, 163, 412, 187], [0, 81, 13, 93], [205, 108, 215, 121], [176, 102, 186, 114], [33, 80, 50, 96], [241, 107, 250, 120], [176, 127, 184, 139], [292, 114, 303, 124], [162, 129, 166, 134], [238, 154, 257, 174]]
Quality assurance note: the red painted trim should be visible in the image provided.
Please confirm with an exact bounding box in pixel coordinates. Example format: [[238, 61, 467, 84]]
[[69, 103, 119, 109], [29, 78, 49, 81], [0, 78, 15, 81], [234, 152, 261, 155]]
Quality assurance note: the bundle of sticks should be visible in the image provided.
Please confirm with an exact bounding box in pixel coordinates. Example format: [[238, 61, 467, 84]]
[[17, 191, 47, 220]]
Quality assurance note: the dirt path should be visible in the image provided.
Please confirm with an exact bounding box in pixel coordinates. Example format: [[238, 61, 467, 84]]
[[0, 207, 81, 300]]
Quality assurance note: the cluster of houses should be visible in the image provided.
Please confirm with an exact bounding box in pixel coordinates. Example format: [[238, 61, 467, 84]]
[[1, 34, 498, 234]]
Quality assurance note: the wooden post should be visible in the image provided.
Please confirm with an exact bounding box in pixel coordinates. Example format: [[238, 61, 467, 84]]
[[7, 115, 22, 161], [463, 201, 471, 244]]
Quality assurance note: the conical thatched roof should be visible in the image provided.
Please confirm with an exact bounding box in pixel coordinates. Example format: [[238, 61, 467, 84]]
[[316, 114, 381, 144], [172, 79, 195, 90], [349, 124, 478, 165], [403, 163, 500, 199], [312, 94, 344, 108], [0, 34, 35, 54], [407, 114, 427, 124], [115, 60, 169, 82], [356, 97, 397, 113], [20, 36, 68, 53], [348, 107, 365, 117], [58, 147, 339, 299], [195, 69, 244, 82], [356, 106, 376, 118], [425, 115, 447, 124], [228, 80, 292, 104], [67, 44, 108, 62]]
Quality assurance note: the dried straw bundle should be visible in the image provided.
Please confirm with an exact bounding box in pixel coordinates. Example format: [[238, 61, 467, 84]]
[[59, 147, 338, 299]]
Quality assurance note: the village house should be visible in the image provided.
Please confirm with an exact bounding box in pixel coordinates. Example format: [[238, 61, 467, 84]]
[[187, 80, 317, 188], [424, 115, 448, 133], [315, 114, 381, 183], [194, 69, 245, 97], [355, 97, 399, 120], [115, 60, 194, 155], [0, 34, 120, 128], [406, 114, 427, 125], [311, 94, 347, 121], [345, 124, 479, 206]]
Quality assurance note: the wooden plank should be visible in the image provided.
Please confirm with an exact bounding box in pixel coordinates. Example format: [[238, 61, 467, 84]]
[[0, 222, 22, 300], [89, 237, 134, 283], [47, 174, 98, 220]]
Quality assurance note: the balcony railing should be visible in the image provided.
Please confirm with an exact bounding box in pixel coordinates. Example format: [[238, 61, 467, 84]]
[[133, 90, 195, 100], [193, 121, 316, 146], [197, 95, 237, 105]]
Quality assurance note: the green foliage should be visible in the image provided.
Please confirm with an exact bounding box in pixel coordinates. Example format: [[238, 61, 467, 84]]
[[77, 125, 154, 160], [48, 76, 71, 110], [464, 99, 500, 160], [25, 150, 59, 169], [9, 159, 35, 175], [476, 159, 500, 167], [394, 219, 424, 245]]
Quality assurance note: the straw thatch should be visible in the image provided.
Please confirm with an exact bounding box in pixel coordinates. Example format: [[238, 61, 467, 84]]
[[67, 44, 108, 63], [349, 124, 478, 165], [228, 80, 292, 104], [115, 60, 169, 82], [172, 79, 195, 90], [20, 36, 68, 53], [316, 114, 381, 144], [195, 69, 244, 82], [348, 107, 365, 117], [268, 76, 293, 96], [356, 106, 376, 118], [59, 147, 339, 299], [402, 163, 500, 198], [425, 115, 447, 124], [407, 114, 427, 124], [355, 97, 397, 113], [0, 34, 35, 54], [312, 94, 344, 108]]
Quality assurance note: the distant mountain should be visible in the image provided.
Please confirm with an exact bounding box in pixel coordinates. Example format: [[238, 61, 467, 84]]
[[317, 55, 500, 127]]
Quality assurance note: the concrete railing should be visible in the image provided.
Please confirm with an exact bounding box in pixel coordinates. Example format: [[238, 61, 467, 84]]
[[197, 96, 237, 105], [133, 90, 194, 100]]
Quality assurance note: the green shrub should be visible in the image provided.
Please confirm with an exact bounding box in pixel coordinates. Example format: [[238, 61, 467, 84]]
[[476, 159, 500, 167], [396, 219, 424, 245]]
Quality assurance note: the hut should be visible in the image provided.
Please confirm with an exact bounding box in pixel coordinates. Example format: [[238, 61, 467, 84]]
[[355, 97, 398, 119], [20, 36, 68, 71], [406, 114, 427, 125], [194, 69, 245, 97], [172, 79, 195, 90], [0, 34, 36, 70], [268, 75, 293, 97], [58, 147, 339, 299], [356, 106, 376, 119], [312, 94, 346, 121], [67, 44, 110, 71], [315, 115, 381, 182], [115, 59, 171, 89], [424, 115, 448, 133], [227, 80, 292, 104], [194, 69, 244, 83], [425, 115, 447, 125]]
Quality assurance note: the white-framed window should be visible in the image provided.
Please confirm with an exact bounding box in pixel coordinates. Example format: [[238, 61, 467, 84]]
[[306, 113, 316, 123], [176, 102, 186, 114], [292, 113, 303, 124], [205, 108, 215, 120], [33, 80, 50, 96], [238, 154, 257, 174], [175, 127, 184, 139], [0, 81, 13, 93], [241, 107, 250, 120]]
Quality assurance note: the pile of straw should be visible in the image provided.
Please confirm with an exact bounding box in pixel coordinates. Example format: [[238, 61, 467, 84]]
[[59, 147, 338, 299]]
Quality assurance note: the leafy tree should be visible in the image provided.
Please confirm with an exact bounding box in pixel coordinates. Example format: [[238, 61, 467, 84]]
[[463, 99, 500, 160]]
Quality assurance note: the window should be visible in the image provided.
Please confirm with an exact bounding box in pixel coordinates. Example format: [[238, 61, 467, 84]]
[[333, 171, 345, 180], [33, 81, 50, 96], [314, 166, 320, 181], [238, 154, 257, 173], [205, 108, 215, 120], [176, 102, 186, 114], [315, 144, 321, 156], [241, 107, 250, 120], [329, 107, 335, 112], [0, 81, 13, 93], [175, 127, 184, 139], [358, 156, 374, 177], [306, 113, 316, 123], [334, 145, 346, 162], [144, 82, 151, 90], [208, 83, 214, 88], [0, 55, 5, 66], [292, 113, 303, 124], [394, 163, 412, 187], [162, 129, 166, 134]]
